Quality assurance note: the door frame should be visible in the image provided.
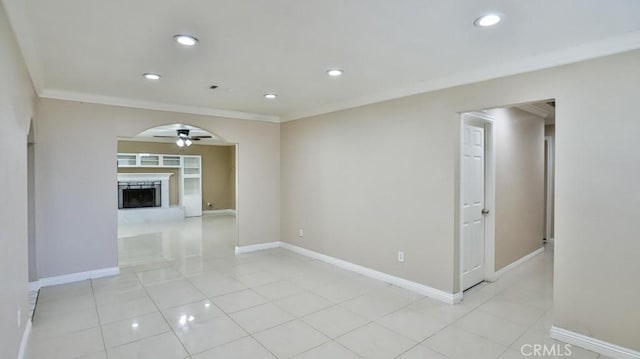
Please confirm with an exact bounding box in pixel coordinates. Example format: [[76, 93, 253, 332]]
[[459, 112, 496, 296], [544, 136, 554, 240]]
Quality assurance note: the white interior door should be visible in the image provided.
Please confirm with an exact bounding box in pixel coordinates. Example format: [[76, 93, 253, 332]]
[[462, 123, 485, 290]]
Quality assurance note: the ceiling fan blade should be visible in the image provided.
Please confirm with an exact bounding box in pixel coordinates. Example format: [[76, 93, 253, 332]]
[[191, 136, 212, 139], [153, 135, 178, 138]]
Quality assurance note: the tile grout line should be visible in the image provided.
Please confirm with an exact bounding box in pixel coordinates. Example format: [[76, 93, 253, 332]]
[[135, 270, 194, 357], [182, 271, 280, 358], [182, 258, 366, 358], [89, 279, 109, 358]]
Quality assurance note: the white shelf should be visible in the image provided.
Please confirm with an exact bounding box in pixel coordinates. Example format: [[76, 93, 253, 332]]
[[117, 153, 182, 168]]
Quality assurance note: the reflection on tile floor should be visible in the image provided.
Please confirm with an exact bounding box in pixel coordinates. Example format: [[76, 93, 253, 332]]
[[25, 215, 605, 358]]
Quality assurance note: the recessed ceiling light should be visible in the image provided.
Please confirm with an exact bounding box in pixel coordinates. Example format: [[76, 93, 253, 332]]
[[326, 69, 344, 77], [174, 34, 199, 46], [264, 93, 277, 99], [474, 14, 501, 27], [142, 73, 161, 80]]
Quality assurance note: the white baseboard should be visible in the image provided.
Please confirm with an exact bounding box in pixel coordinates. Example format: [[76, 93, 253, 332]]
[[28, 267, 120, 291], [279, 242, 461, 304], [550, 326, 640, 359], [234, 240, 461, 304], [487, 246, 545, 282], [235, 241, 280, 254], [17, 318, 32, 359], [203, 209, 236, 216]]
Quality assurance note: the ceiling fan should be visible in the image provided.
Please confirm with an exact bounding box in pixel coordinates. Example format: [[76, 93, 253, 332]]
[[153, 129, 212, 147]]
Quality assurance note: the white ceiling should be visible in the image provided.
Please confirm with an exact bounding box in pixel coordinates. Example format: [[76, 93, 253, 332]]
[[4, 0, 640, 122]]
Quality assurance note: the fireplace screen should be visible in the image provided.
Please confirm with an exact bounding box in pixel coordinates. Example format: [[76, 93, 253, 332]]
[[118, 181, 161, 209]]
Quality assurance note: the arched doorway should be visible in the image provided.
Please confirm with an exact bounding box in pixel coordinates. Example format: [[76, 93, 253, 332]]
[[116, 124, 238, 268]]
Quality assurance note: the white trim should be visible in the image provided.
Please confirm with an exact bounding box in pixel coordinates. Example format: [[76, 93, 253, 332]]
[[27, 281, 41, 292], [233, 241, 461, 304], [116, 173, 173, 181], [488, 247, 545, 282], [283, 31, 640, 121], [17, 319, 32, 359], [28, 267, 120, 291], [234, 241, 280, 254], [279, 242, 461, 304], [550, 326, 640, 359], [39, 89, 281, 123], [203, 209, 237, 216]]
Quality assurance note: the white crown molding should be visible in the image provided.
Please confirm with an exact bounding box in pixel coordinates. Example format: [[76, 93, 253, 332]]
[[39, 89, 281, 123], [550, 326, 640, 359], [283, 30, 640, 121], [17, 318, 32, 359], [487, 246, 545, 282], [27, 281, 40, 292], [28, 266, 120, 291]]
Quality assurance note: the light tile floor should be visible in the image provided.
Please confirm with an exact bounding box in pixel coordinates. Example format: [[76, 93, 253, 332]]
[[25, 215, 607, 358]]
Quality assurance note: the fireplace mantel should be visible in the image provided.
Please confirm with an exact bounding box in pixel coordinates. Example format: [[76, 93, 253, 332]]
[[117, 173, 173, 208]]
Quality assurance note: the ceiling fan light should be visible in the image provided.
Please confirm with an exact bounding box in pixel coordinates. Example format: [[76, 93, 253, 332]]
[[185, 139, 192, 146], [176, 138, 185, 147]]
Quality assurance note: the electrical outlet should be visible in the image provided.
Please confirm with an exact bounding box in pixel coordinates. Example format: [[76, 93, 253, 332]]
[[207, 202, 213, 208], [397, 251, 405, 263], [298, 228, 304, 237], [17, 308, 21, 328]]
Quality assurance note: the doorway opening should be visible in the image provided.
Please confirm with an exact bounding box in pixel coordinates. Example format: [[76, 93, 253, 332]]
[[116, 124, 238, 268], [27, 119, 37, 282], [459, 100, 555, 294]]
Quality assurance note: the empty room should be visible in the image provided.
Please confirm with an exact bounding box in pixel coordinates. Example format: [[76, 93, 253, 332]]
[[1, 1, 639, 358]]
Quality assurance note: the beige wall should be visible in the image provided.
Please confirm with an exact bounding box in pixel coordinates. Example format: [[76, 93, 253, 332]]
[[117, 141, 236, 210], [34, 99, 280, 280], [281, 50, 640, 350], [0, 2, 37, 357], [490, 107, 545, 270]]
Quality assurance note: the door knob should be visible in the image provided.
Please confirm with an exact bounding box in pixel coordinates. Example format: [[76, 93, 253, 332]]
[[481, 208, 490, 215]]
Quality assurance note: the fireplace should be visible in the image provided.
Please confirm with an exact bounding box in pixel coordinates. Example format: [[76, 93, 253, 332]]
[[117, 173, 173, 210], [118, 181, 161, 209]]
